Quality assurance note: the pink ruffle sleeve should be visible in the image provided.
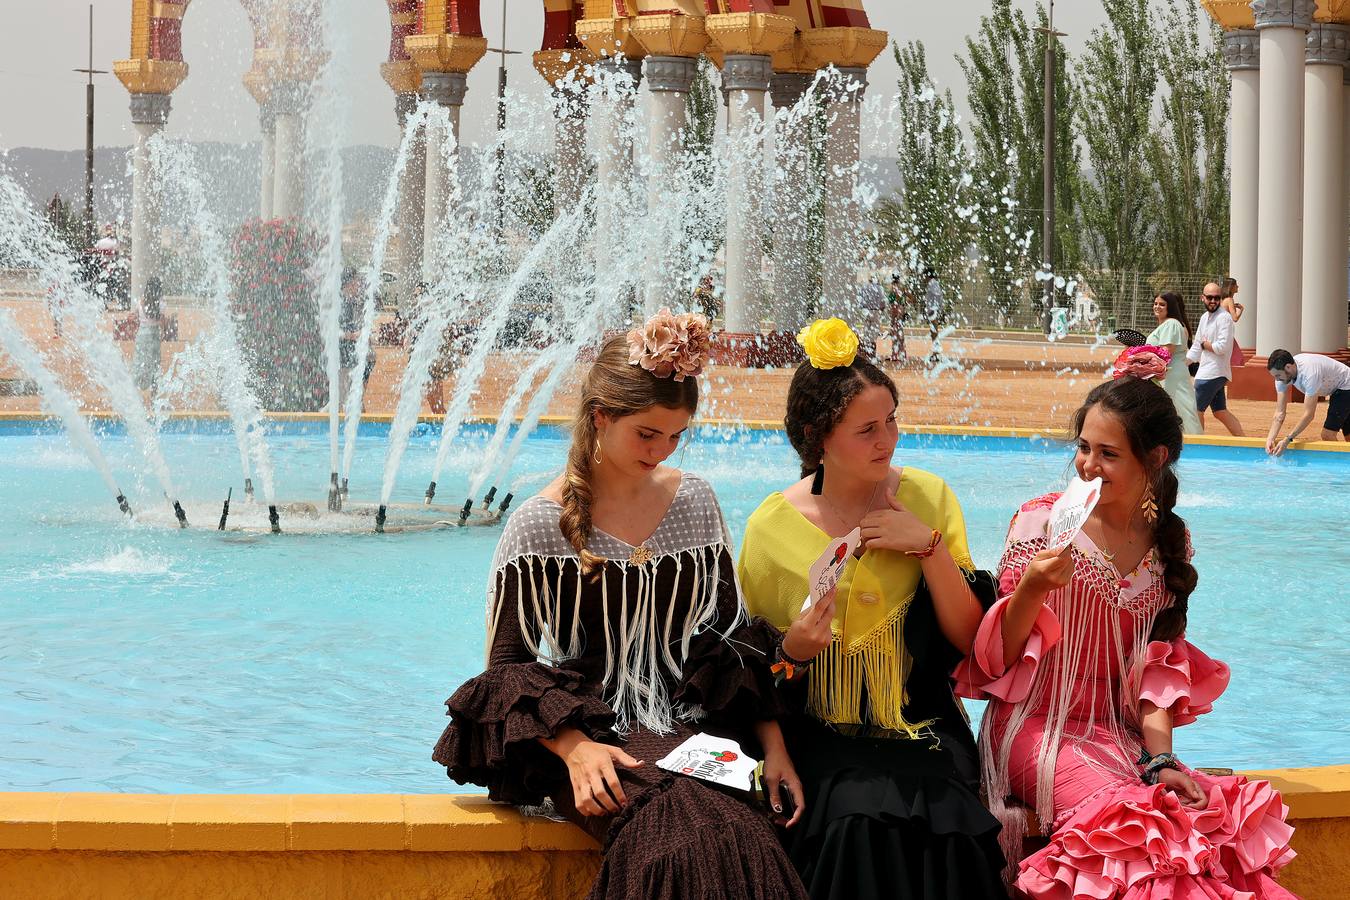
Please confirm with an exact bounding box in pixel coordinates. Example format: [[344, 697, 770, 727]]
[[1133, 639, 1231, 728], [954, 497, 1063, 702], [955, 592, 1062, 702]]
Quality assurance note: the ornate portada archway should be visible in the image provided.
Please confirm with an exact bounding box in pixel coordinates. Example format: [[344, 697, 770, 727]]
[[114, 1, 889, 337]]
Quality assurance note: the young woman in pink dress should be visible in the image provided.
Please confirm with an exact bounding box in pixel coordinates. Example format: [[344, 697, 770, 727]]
[[956, 374, 1298, 899]]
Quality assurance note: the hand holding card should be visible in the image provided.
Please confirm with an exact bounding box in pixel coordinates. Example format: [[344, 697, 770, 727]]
[[802, 526, 860, 612], [1047, 476, 1102, 553]]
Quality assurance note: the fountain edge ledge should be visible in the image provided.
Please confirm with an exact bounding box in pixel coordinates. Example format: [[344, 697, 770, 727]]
[[1, 410, 1348, 453], [0, 765, 1347, 899]]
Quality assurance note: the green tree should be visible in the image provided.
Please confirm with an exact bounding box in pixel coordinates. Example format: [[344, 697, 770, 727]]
[[685, 55, 719, 164], [960, 0, 1081, 283], [1075, 0, 1158, 278], [1146, 0, 1229, 275], [874, 41, 976, 286]]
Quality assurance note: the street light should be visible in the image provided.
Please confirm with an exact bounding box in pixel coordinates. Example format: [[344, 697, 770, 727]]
[[73, 4, 108, 250], [1035, 0, 1066, 336], [485, 0, 519, 234]]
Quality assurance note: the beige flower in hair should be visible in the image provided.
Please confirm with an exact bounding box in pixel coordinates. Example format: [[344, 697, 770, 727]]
[[627, 309, 710, 381]]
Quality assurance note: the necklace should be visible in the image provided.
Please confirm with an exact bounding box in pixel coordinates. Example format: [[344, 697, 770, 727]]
[[821, 477, 883, 534]]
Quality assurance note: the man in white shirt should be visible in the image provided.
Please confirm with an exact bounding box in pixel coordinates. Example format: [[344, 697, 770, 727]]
[[1185, 283, 1244, 436], [1264, 349, 1350, 454]]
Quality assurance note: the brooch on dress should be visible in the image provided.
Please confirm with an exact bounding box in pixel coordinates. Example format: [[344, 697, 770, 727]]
[[628, 544, 655, 566]]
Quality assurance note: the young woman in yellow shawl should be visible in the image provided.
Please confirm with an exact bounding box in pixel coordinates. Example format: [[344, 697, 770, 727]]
[[738, 319, 1007, 900]]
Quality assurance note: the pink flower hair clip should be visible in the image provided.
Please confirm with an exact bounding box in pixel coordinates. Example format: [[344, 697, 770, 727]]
[[626, 308, 711, 381], [1112, 344, 1172, 382]]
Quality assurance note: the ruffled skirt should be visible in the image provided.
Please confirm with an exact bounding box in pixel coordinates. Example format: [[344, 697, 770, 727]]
[[1018, 773, 1297, 899], [783, 720, 1006, 900]]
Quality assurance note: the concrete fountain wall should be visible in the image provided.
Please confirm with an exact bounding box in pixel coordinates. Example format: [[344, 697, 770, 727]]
[[1, 766, 1347, 899]]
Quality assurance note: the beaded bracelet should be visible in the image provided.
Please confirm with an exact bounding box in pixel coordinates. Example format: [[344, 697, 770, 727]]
[[905, 529, 942, 559], [770, 643, 813, 684], [1137, 750, 1184, 785]]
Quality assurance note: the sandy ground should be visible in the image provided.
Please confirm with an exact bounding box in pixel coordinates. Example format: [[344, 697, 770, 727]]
[[0, 297, 1292, 437]]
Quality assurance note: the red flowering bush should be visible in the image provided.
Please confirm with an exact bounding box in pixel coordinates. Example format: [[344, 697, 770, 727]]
[[229, 218, 328, 411]]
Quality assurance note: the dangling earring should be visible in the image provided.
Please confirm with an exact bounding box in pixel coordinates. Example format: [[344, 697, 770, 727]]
[[1140, 481, 1158, 525], [593, 439, 602, 465], [810, 463, 825, 495]]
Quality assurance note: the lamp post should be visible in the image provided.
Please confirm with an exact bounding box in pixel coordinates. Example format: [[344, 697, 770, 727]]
[[73, 4, 108, 250], [486, 0, 519, 235], [1036, 1, 1065, 336]]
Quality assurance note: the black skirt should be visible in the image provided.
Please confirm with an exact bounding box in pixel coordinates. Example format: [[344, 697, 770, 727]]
[[776, 575, 1008, 900]]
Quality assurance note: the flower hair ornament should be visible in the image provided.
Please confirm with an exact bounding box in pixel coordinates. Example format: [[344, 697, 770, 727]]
[[1112, 344, 1171, 382], [626, 308, 711, 381], [797, 318, 859, 370]]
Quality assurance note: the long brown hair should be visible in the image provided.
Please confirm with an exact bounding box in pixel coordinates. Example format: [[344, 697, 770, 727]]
[[1071, 377, 1196, 641], [560, 334, 699, 578]]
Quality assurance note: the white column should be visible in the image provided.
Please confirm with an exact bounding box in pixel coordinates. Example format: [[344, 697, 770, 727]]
[[394, 92, 426, 309], [642, 55, 697, 315], [271, 81, 306, 220], [1252, 0, 1315, 356], [770, 71, 814, 329], [420, 71, 467, 278], [591, 58, 642, 306], [721, 55, 772, 333], [820, 67, 866, 314], [128, 93, 171, 306], [259, 107, 276, 219], [1224, 30, 1260, 351], [1302, 25, 1350, 353]]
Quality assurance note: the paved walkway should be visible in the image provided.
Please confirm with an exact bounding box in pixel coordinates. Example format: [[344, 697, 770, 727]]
[[0, 297, 1290, 438]]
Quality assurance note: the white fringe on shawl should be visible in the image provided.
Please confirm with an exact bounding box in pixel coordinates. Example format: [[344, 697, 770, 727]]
[[483, 477, 744, 737], [978, 532, 1170, 881]]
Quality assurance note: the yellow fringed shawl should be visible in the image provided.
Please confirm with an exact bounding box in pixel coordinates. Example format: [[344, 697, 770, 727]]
[[737, 467, 976, 735]]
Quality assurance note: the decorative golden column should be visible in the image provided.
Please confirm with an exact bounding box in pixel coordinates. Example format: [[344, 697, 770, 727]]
[[115, 0, 192, 306], [405, 0, 488, 278], [705, 5, 795, 333], [383, 0, 425, 306]]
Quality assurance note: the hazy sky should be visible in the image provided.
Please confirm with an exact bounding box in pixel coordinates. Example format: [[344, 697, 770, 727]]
[[1, 1, 1109, 152]]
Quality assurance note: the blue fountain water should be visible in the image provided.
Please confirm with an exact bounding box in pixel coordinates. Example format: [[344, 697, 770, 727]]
[[0, 422, 1345, 792]]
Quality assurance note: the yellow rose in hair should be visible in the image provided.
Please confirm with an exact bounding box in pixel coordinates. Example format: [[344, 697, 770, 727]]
[[796, 318, 859, 370]]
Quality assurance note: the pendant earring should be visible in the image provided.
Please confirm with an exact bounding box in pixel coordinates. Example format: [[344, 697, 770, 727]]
[[1140, 481, 1159, 525], [810, 463, 825, 495], [593, 439, 602, 465]]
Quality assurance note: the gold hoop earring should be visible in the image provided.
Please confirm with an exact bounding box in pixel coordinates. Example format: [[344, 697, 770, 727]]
[[1140, 481, 1158, 525], [593, 439, 602, 465]]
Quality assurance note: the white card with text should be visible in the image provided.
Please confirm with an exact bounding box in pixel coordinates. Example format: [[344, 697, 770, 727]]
[[655, 734, 759, 791], [1047, 476, 1103, 553], [801, 526, 861, 612]]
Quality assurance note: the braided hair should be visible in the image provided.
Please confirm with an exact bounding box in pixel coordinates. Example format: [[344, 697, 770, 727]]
[[784, 355, 897, 478], [559, 335, 698, 579], [1071, 377, 1196, 641]]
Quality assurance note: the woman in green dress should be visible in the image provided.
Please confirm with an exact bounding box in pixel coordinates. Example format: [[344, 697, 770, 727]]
[[1146, 292, 1201, 434]]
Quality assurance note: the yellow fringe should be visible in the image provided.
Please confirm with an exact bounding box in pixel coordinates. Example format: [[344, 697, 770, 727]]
[[807, 589, 935, 738]]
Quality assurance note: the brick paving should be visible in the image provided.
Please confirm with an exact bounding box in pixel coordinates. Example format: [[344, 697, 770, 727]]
[[0, 297, 1290, 437]]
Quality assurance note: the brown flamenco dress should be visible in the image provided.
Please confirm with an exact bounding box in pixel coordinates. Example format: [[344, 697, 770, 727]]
[[433, 473, 808, 900]]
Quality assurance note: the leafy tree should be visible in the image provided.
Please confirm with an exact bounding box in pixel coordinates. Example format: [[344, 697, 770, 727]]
[[960, 0, 1080, 280], [1075, 0, 1158, 277], [874, 41, 976, 287], [685, 55, 719, 163], [1146, 0, 1229, 275]]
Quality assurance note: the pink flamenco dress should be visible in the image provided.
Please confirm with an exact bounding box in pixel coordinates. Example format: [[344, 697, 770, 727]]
[[954, 494, 1298, 899]]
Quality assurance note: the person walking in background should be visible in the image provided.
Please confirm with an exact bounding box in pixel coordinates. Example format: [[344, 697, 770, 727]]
[[338, 267, 375, 409], [1186, 283, 1244, 435], [1220, 277, 1246, 370], [1146, 292, 1201, 434], [133, 276, 163, 398], [857, 276, 887, 359], [884, 273, 909, 363], [1264, 349, 1350, 453], [922, 268, 944, 365]]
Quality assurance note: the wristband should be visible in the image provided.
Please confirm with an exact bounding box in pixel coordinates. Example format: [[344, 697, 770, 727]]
[[905, 529, 942, 559], [1137, 750, 1183, 785], [771, 642, 813, 684]]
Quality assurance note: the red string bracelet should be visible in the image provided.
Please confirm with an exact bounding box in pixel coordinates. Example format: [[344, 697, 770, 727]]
[[906, 529, 942, 559]]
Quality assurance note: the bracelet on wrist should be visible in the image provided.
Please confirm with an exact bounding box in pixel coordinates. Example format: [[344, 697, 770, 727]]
[[770, 642, 813, 684], [1137, 750, 1183, 785], [905, 529, 942, 559]]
